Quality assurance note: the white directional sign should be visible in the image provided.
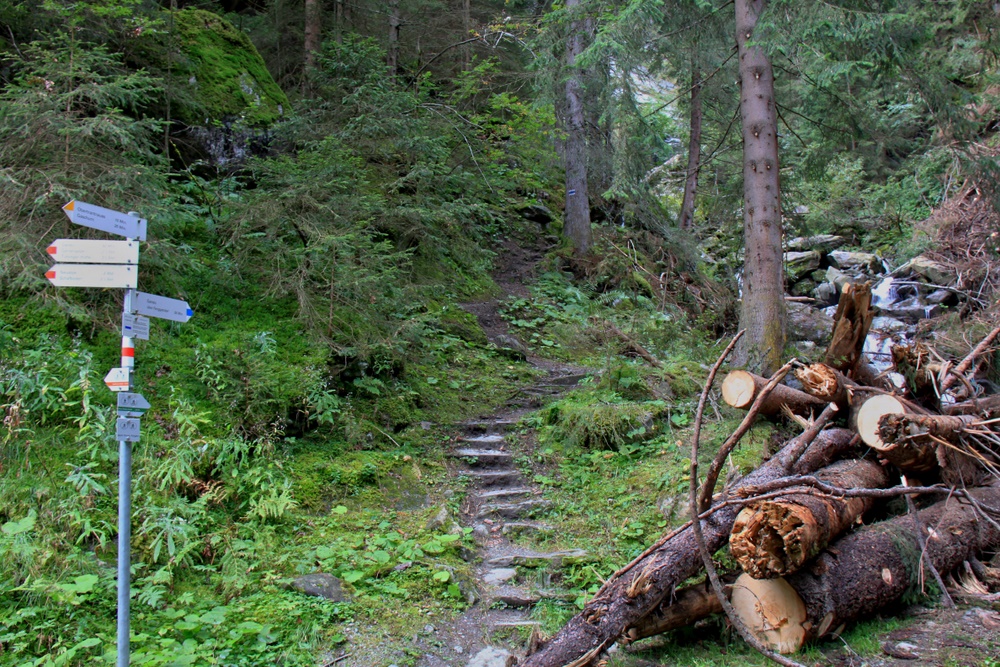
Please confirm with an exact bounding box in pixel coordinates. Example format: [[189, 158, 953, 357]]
[[117, 392, 150, 418], [104, 367, 130, 392], [46, 264, 137, 288], [133, 292, 193, 322], [47, 239, 139, 265], [122, 313, 150, 340], [116, 417, 141, 442], [63, 200, 147, 241]]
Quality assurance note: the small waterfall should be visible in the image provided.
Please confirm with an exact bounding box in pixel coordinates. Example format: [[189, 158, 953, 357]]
[[871, 276, 900, 310]]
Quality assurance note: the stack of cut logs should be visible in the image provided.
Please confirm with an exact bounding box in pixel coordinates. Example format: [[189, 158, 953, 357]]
[[521, 283, 1000, 667]]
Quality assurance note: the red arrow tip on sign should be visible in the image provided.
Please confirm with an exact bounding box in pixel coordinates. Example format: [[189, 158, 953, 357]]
[[45, 270, 56, 279], [46, 245, 57, 255]]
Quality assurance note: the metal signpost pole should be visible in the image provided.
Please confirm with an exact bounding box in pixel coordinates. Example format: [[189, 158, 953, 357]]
[[117, 281, 135, 667], [50, 201, 190, 666]]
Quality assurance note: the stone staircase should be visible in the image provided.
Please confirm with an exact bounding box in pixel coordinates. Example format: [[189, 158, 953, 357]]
[[448, 370, 589, 647]]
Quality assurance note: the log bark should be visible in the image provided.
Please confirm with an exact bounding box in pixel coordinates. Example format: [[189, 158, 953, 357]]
[[730, 459, 890, 579], [626, 578, 727, 641], [852, 360, 894, 391], [733, 486, 1000, 654], [943, 394, 1000, 417], [824, 282, 873, 375], [877, 412, 981, 479], [519, 428, 855, 667], [722, 370, 827, 417]]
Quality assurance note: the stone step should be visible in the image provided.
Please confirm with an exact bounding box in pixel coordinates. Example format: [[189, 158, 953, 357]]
[[482, 567, 518, 586], [460, 434, 506, 446], [468, 470, 522, 488], [493, 586, 539, 608], [547, 373, 589, 387], [485, 548, 588, 569], [453, 449, 513, 465], [461, 419, 518, 433], [475, 499, 552, 520], [501, 521, 555, 537], [475, 487, 534, 502]]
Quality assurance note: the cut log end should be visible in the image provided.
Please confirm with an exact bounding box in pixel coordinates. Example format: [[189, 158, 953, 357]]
[[731, 503, 818, 579], [856, 394, 907, 449], [731, 573, 808, 654], [722, 369, 757, 409]]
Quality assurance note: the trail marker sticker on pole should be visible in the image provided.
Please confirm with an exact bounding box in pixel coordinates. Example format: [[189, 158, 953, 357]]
[[104, 367, 130, 392], [46, 239, 139, 264], [46, 264, 138, 288], [132, 291, 193, 322], [63, 200, 147, 241]]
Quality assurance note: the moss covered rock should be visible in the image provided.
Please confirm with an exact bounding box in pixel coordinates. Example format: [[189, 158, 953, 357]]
[[153, 9, 288, 125]]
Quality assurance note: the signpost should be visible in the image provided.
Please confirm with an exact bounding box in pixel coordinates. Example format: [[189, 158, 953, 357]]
[[62, 200, 147, 241], [132, 291, 193, 323], [45, 202, 191, 667], [45, 264, 138, 288], [47, 239, 139, 264], [121, 313, 150, 340]]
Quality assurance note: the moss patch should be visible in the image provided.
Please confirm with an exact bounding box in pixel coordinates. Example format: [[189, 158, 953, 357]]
[[155, 9, 288, 125]]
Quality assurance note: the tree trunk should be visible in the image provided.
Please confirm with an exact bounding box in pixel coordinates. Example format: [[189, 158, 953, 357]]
[[733, 0, 784, 375], [303, 0, 321, 91], [943, 394, 1000, 417], [824, 282, 873, 375], [855, 394, 929, 452], [462, 0, 472, 71], [387, 0, 401, 76], [721, 370, 826, 417], [334, 0, 345, 44], [519, 428, 853, 667], [679, 55, 702, 231], [730, 459, 890, 579], [562, 0, 593, 257], [733, 486, 1000, 653]]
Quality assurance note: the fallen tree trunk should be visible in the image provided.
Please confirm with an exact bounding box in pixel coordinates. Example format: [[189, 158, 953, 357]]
[[729, 459, 891, 579], [891, 342, 939, 403], [731, 485, 1000, 654], [519, 426, 849, 667], [876, 413, 978, 473], [722, 370, 826, 417], [626, 578, 727, 641]]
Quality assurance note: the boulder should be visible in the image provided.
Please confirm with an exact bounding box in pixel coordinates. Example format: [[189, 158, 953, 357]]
[[784, 251, 822, 282], [785, 235, 847, 253], [467, 647, 516, 667], [825, 267, 852, 291], [811, 282, 839, 306], [787, 301, 834, 345], [425, 506, 449, 531], [288, 573, 351, 602], [517, 203, 555, 225], [878, 297, 943, 321], [827, 250, 882, 274], [907, 255, 956, 286], [925, 288, 957, 306], [790, 279, 817, 298]]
